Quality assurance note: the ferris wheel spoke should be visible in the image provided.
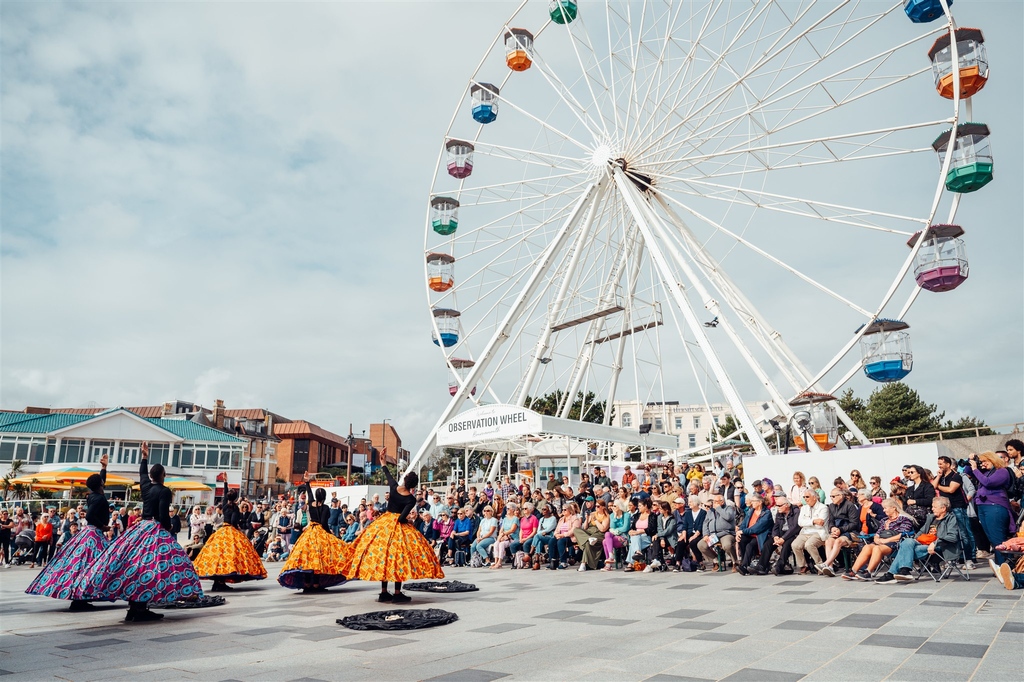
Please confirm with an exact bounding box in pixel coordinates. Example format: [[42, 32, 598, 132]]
[[655, 189, 873, 318], [652, 175, 924, 235], [450, 171, 587, 205], [469, 140, 588, 173], [555, 11, 617, 138], [478, 81, 592, 155]]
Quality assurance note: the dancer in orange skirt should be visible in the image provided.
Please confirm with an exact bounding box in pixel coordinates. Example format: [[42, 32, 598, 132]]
[[193, 479, 267, 591], [279, 475, 350, 593], [340, 466, 443, 603]]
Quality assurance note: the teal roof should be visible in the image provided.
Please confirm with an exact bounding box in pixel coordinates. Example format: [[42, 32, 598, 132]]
[[145, 418, 246, 443], [0, 413, 92, 433]]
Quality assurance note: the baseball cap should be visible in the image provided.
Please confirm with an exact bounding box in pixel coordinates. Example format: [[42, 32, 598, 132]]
[[673, 497, 685, 504]]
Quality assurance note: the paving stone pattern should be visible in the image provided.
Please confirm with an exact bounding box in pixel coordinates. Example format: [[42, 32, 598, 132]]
[[1, 561, 1021, 680]]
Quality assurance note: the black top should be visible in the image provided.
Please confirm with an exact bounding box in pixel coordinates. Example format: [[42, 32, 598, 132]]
[[904, 480, 936, 508], [140, 457, 173, 532], [937, 472, 967, 509], [299, 482, 331, 531], [220, 480, 242, 528], [85, 468, 110, 529], [383, 468, 416, 522]]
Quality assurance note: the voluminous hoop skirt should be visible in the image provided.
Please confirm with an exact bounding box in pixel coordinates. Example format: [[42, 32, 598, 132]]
[[25, 525, 111, 601], [339, 512, 444, 583], [74, 519, 203, 603], [278, 524, 351, 590], [193, 525, 267, 582]]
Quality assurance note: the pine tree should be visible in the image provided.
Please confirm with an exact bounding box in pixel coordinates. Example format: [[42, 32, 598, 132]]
[[863, 382, 943, 438]]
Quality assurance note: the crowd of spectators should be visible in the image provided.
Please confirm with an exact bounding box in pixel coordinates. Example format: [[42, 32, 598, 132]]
[[4, 440, 1023, 589]]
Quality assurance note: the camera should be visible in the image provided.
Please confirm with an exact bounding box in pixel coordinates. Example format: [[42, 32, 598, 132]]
[[955, 458, 970, 469]]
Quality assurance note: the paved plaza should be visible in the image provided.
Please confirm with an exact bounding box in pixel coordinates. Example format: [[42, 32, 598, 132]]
[[1, 562, 1021, 681]]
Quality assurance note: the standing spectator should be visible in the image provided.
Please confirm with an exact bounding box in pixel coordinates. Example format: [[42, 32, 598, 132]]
[[935, 455, 975, 567], [168, 506, 182, 539], [328, 499, 343, 537], [968, 451, 1017, 567], [188, 506, 204, 540], [0, 509, 13, 566], [31, 511, 54, 568]]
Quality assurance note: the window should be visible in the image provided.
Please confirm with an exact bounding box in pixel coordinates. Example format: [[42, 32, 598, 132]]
[[292, 439, 310, 473], [148, 443, 170, 466], [59, 439, 86, 464], [0, 438, 13, 462], [219, 447, 230, 467], [231, 447, 242, 469], [172, 444, 181, 468], [194, 447, 206, 468], [28, 439, 45, 464], [90, 441, 114, 464], [688, 434, 697, 448], [117, 442, 140, 465], [693, 416, 701, 429], [675, 417, 682, 430], [622, 413, 632, 427], [713, 415, 719, 425], [654, 418, 663, 431], [181, 446, 194, 467]]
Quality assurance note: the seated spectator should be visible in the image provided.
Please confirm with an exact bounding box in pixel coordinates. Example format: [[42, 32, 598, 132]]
[[736, 494, 773, 574], [470, 506, 498, 563], [678, 495, 706, 570], [529, 505, 557, 565], [546, 503, 581, 570], [876, 496, 962, 582], [646, 501, 676, 571], [434, 511, 455, 564], [603, 501, 631, 571], [841, 498, 914, 580], [266, 535, 285, 562], [510, 503, 538, 556], [699, 494, 737, 571], [817, 488, 860, 577], [574, 500, 610, 571], [491, 503, 520, 568], [792, 490, 828, 574], [342, 514, 360, 542], [625, 498, 656, 571], [757, 495, 800, 575], [868, 476, 887, 502], [185, 527, 207, 561], [447, 508, 474, 565]]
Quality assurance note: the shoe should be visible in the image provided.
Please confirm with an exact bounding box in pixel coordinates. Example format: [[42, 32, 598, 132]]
[[391, 592, 411, 604], [558, 563, 567, 570], [589, 537, 598, 546], [377, 591, 393, 603], [578, 564, 588, 572], [68, 601, 95, 612], [997, 563, 1014, 591], [650, 560, 661, 569], [855, 570, 872, 581], [976, 550, 992, 559], [964, 560, 975, 571], [988, 558, 1001, 579], [874, 573, 895, 583], [798, 566, 810, 575], [894, 570, 913, 582], [125, 609, 164, 622], [211, 582, 234, 592], [840, 571, 856, 581], [737, 565, 749, 576], [642, 565, 654, 573], [756, 568, 769, 576], [820, 565, 835, 577], [623, 566, 634, 572], [671, 567, 680, 573]]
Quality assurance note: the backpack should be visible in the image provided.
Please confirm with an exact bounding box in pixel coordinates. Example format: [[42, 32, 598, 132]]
[[470, 552, 484, 568], [454, 549, 467, 567], [680, 557, 698, 572], [513, 550, 527, 570], [1007, 468, 1024, 503]]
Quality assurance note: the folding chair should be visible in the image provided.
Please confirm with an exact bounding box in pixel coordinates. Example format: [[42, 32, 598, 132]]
[[913, 546, 970, 582]]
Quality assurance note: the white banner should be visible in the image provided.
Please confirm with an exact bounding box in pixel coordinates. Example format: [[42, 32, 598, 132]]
[[436, 404, 544, 446]]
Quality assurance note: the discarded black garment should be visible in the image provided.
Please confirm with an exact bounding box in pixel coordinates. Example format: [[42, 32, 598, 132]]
[[151, 595, 227, 609], [403, 580, 479, 593], [337, 608, 458, 631]]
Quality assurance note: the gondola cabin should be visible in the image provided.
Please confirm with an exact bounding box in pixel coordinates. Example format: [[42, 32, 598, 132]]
[[859, 319, 913, 383], [904, 0, 950, 24], [932, 123, 993, 193], [549, 0, 578, 25], [470, 83, 499, 124], [432, 308, 461, 348], [446, 139, 474, 179], [907, 224, 968, 292], [928, 28, 988, 100], [431, 196, 459, 236], [426, 252, 456, 293], [505, 29, 534, 71], [448, 358, 477, 397], [789, 392, 840, 452]]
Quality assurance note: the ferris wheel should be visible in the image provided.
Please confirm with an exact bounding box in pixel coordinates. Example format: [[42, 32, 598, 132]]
[[412, 0, 994, 472]]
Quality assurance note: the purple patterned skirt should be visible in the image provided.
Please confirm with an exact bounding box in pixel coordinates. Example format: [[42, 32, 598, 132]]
[[25, 525, 111, 601], [75, 519, 203, 603]]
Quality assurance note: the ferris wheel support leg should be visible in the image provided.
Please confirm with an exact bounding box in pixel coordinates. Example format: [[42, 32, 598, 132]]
[[641, 195, 805, 447], [612, 169, 772, 460], [602, 228, 647, 430], [515, 182, 609, 409], [408, 181, 606, 476]]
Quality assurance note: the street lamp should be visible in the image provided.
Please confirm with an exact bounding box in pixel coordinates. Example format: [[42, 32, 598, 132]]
[[380, 418, 391, 471]]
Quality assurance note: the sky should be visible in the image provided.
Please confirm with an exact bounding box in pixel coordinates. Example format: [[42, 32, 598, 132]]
[[2, 1, 1022, 459]]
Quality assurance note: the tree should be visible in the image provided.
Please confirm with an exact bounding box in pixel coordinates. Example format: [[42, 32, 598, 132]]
[[837, 388, 868, 432], [861, 382, 943, 438], [1, 459, 26, 500], [525, 390, 610, 424], [941, 416, 996, 439]]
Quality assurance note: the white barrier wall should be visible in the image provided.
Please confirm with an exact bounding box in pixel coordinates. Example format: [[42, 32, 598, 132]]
[[315, 485, 389, 510], [741, 442, 956, 492]]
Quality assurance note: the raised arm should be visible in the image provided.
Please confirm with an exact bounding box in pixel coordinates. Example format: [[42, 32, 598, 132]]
[[139, 443, 151, 493], [382, 466, 399, 488]]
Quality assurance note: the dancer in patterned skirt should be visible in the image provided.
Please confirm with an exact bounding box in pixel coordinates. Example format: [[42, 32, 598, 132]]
[[26, 455, 112, 611], [193, 478, 267, 591], [279, 473, 350, 593], [76, 443, 203, 622], [340, 467, 443, 603]]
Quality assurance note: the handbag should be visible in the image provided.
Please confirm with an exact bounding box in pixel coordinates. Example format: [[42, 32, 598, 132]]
[[917, 533, 937, 545], [877, 529, 899, 539]]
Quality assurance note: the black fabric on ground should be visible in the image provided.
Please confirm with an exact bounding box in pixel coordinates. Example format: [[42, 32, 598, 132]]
[[403, 580, 478, 593], [337, 608, 458, 630], [151, 595, 227, 609]]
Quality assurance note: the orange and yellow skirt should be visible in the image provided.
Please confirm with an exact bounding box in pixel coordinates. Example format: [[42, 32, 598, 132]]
[[278, 524, 351, 590], [339, 511, 444, 583], [193, 525, 267, 583]]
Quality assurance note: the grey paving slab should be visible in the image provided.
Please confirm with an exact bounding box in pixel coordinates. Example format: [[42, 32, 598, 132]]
[[724, 586, 759, 591], [687, 632, 747, 642], [920, 600, 968, 608], [772, 620, 831, 631], [658, 608, 714, 619], [834, 597, 877, 603], [78, 627, 130, 636], [293, 630, 356, 641], [234, 627, 289, 636], [829, 613, 895, 628], [1000, 621, 1024, 633], [148, 631, 218, 643], [780, 590, 816, 595], [567, 597, 612, 604], [788, 598, 831, 604], [859, 633, 926, 649], [339, 636, 413, 651], [56, 638, 129, 650], [644, 676, 714, 682], [976, 592, 1022, 600], [916, 641, 989, 658], [776, 580, 813, 586], [533, 609, 589, 619], [667, 583, 703, 590], [567, 615, 638, 626], [422, 670, 509, 682], [670, 621, 726, 630], [466, 623, 534, 634], [287, 678, 329, 682], [720, 668, 805, 682], [886, 591, 932, 599]]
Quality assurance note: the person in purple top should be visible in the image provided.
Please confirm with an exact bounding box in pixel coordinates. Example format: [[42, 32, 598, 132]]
[[967, 451, 1017, 566]]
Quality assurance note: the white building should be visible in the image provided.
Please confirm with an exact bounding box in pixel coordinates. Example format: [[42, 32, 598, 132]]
[[610, 399, 765, 453]]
